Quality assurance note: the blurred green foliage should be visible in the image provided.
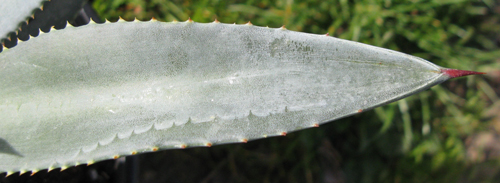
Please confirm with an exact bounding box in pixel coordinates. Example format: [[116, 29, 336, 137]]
[[90, 0, 500, 182]]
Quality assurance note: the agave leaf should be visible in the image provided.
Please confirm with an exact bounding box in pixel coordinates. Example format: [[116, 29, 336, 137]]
[[0, 20, 483, 174], [0, 0, 44, 43]]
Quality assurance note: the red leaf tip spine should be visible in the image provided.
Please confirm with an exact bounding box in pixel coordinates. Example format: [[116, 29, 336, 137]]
[[441, 69, 486, 78]]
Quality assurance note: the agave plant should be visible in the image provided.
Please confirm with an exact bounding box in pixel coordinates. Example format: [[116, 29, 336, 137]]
[[0, 0, 488, 179]]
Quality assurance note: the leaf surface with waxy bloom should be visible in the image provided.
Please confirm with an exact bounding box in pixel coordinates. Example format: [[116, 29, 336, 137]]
[[0, 20, 484, 174]]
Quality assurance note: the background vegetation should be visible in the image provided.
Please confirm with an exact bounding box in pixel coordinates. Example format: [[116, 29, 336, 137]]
[[3, 0, 500, 182]]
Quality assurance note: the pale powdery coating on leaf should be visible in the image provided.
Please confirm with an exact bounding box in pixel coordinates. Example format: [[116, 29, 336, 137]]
[[0, 0, 44, 41], [0, 20, 452, 174]]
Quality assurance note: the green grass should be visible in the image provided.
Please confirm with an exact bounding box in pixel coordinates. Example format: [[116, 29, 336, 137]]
[[88, 0, 500, 182]]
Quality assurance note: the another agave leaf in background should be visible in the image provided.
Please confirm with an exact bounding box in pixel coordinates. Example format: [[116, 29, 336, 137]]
[[0, 20, 484, 175], [0, 0, 44, 45], [1, 0, 88, 50]]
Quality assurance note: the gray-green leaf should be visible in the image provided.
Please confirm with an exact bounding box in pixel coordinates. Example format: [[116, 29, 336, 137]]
[[0, 20, 483, 174]]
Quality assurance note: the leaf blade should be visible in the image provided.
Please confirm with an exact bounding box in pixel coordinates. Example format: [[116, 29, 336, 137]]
[[0, 21, 472, 173]]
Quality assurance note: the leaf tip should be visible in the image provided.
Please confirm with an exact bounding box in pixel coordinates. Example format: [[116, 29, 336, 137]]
[[441, 68, 486, 78]]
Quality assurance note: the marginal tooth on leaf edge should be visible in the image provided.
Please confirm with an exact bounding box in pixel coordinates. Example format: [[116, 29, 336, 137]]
[[245, 21, 252, 26], [213, 19, 220, 23], [19, 170, 27, 175], [280, 25, 286, 30], [357, 109, 363, 113], [87, 160, 95, 166], [30, 170, 39, 176], [186, 17, 193, 23], [89, 17, 97, 24], [60, 166, 68, 172], [131, 150, 137, 155], [241, 138, 248, 143], [152, 146, 159, 151], [113, 155, 120, 159], [172, 19, 178, 23], [325, 33, 330, 36], [6, 171, 14, 177], [118, 16, 126, 22], [176, 144, 187, 149], [313, 123, 320, 127], [151, 17, 158, 22], [204, 142, 212, 147], [280, 132, 287, 136]]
